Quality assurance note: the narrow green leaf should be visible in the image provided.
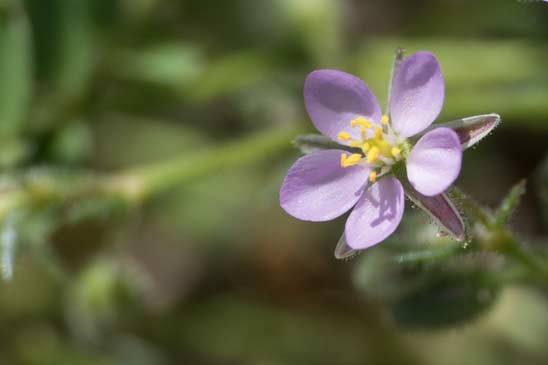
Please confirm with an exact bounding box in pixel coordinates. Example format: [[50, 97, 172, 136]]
[[392, 243, 462, 266], [53, 0, 95, 97], [0, 1, 32, 136], [26, 0, 95, 97], [495, 179, 527, 227]]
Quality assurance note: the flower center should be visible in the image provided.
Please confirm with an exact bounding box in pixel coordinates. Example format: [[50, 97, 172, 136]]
[[338, 115, 402, 183]]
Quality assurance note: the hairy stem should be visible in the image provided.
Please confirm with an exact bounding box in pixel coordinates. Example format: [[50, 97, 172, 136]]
[[451, 187, 548, 286], [450, 187, 493, 228]]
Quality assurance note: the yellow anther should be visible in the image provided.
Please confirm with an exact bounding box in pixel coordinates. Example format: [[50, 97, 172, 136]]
[[340, 153, 362, 168], [369, 171, 377, 183], [340, 153, 346, 166], [345, 154, 362, 166], [366, 146, 380, 163], [391, 147, 401, 158], [375, 126, 384, 140], [348, 141, 363, 148], [381, 115, 390, 125], [350, 117, 373, 129], [338, 131, 351, 141], [361, 142, 370, 153]]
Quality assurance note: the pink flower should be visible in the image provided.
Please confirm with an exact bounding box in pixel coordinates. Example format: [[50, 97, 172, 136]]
[[280, 51, 500, 255]]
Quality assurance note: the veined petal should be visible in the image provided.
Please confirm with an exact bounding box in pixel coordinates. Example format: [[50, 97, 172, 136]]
[[405, 186, 465, 241], [280, 149, 368, 222], [304, 70, 382, 144], [407, 128, 462, 196], [419, 114, 501, 150], [390, 52, 445, 138], [345, 177, 405, 249]]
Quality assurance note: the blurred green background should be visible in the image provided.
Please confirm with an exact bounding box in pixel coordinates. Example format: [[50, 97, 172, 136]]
[[0, 0, 547, 364]]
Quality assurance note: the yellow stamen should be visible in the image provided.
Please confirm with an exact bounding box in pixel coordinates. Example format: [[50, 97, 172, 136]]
[[366, 146, 380, 163], [361, 142, 370, 153], [338, 131, 351, 141], [391, 147, 401, 158], [381, 115, 389, 125], [369, 171, 377, 183], [349, 141, 362, 148], [340, 153, 362, 168], [375, 126, 384, 140], [351, 117, 373, 129]]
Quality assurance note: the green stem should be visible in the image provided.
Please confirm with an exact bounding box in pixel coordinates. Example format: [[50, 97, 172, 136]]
[[0, 125, 302, 220], [450, 187, 548, 286], [105, 126, 301, 202], [450, 187, 493, 228], [503, 238, 548, 284]]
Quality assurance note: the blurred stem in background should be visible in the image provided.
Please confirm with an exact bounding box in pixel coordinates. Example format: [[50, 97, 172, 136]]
[[0, 125, 301, 222], [0, 124, 301, 283], [118, 126, 302, 201]]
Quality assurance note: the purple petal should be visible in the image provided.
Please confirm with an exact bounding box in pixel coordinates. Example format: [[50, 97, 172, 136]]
[[280, 149, 368, 222], [419, 113, 501, 150], [389, 52, 445, 138], [407, 127, 462, 196], [345, 177, 405, 250], [304, 70, 382, 143], [405, 187, 465, 241]]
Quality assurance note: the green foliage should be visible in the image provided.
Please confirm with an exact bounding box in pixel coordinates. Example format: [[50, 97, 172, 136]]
[[0, 1, 31, 135], [0, 1, 32, 167], [25, 0, 95, 98], [353, 221, 501, 329], [495, 180, 527, 228], [389, 261, 499, 329]]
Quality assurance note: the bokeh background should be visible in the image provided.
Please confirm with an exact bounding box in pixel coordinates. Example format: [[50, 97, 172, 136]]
[[0, 0, 547, 364]]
